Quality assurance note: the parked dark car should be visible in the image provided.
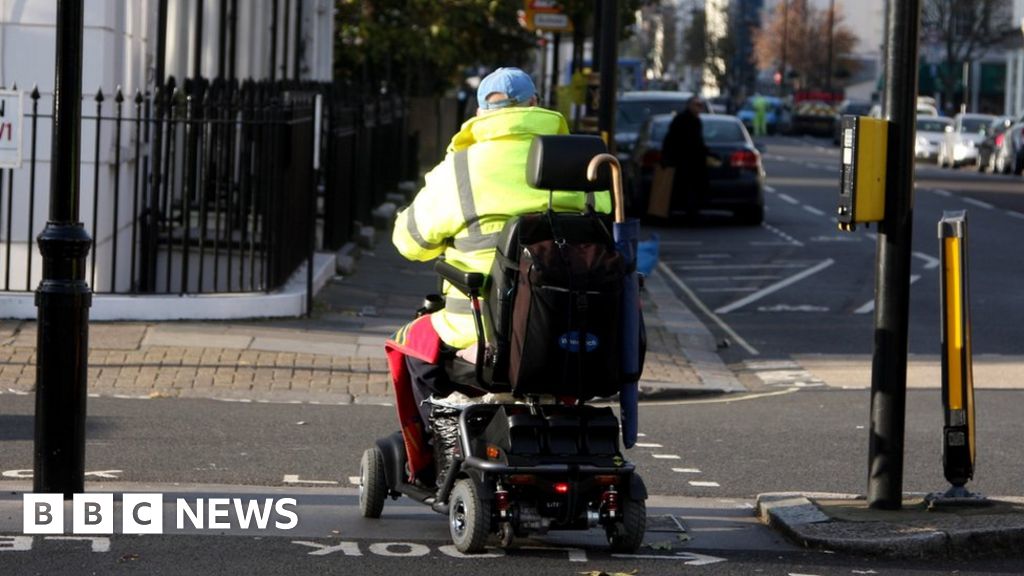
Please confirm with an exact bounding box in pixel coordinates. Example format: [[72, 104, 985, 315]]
[[629, 113, 765, 224], [977, 117, 1013, 173], [993, 121, 1024, 175], [615, 91, 704, 158]]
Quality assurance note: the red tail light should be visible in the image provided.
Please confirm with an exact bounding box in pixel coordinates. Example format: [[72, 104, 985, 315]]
[[641, 149, 661, 168], [553, 482, 570, 494], [730, 150, 760, 170], [495, 489, 510, 512], [996, 134, 1004, 147]]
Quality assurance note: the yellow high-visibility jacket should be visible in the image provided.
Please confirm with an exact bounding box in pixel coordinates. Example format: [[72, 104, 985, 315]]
[[393, 106, 612, 348]]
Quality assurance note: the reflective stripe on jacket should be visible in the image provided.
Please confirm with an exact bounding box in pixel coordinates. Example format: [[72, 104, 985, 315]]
[[393, 106, 612, 348]]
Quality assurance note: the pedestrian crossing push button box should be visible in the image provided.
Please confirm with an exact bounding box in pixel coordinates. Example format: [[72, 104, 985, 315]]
[[837, 115, 888, 231]]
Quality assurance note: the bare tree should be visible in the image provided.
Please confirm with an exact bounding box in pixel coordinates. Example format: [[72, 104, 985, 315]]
[[753, 1, 859, 92], [922, 0, 1014, 113]]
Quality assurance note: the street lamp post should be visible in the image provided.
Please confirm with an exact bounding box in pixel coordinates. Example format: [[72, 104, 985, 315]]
[[34, 0, 92, 498]]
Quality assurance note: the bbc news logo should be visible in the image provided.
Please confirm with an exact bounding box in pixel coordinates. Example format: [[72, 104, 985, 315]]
[[23, 494, 298, 534]]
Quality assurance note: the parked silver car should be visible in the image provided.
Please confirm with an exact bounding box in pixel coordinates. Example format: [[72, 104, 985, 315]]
[[938, 113, 997, 168], [915, 116, 953, 163]]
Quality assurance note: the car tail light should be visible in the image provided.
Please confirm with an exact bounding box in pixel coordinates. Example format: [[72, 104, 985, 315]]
[[641, 149, 661, 168], [553, 482, 570, 494], [506, 474, 536, 485], [996, 134, 1004, 147], [730, 150, 760, 170]]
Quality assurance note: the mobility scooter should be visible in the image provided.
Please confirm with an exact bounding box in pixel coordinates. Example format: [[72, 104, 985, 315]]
[[358, 135, 647, 554]]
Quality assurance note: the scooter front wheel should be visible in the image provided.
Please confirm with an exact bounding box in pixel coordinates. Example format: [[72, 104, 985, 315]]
[[359, 447, 387, 518], [449, 478, 491, 553]]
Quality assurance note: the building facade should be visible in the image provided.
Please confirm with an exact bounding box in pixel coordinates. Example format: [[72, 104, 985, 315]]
[[0, 1, 336, 317], [1006, 0, 1024, 118]]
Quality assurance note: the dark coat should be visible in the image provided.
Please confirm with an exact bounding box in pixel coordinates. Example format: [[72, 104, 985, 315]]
[[661, 110, 708, 211]]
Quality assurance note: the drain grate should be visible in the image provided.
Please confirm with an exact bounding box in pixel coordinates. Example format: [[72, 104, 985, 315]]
[[645, 514, 687, 533]]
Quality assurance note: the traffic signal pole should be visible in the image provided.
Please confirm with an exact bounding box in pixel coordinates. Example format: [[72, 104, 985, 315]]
[[867, 0, 921, 510], [597, 0, 618, 153], [34, 0, 91, 498]]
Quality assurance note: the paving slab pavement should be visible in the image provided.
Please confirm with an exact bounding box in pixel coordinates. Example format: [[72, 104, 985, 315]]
[[0, 224, 742, 404]]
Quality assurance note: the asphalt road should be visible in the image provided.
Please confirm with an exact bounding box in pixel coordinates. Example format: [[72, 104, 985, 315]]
[[3, 389, 1024, 574], [3, 136, 1024, 574], [652, 134, 1024, 364]]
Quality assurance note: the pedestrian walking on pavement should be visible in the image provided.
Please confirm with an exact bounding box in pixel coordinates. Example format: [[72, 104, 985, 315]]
[[383, 67, 613, 483], [661, 96, 712, 221]]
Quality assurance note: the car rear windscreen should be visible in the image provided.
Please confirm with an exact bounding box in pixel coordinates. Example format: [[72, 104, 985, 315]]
[[917, 119, 951, 132], [618, 100, 685, 131], [702, 120, 747, 143]]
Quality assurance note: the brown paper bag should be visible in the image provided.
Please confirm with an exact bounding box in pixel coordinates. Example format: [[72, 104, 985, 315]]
[[647, 165, 675, 218]]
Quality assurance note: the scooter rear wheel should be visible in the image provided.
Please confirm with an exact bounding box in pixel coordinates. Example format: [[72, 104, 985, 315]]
[[606, 497, 646, 553], [449, 479, 491, 553], [359, 447, 387, 518]]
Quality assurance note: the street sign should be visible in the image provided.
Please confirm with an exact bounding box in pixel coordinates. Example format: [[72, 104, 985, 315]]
[[521, 0, 573, 32], [532, 12, 572, 31], [0, 89, 23, 169]]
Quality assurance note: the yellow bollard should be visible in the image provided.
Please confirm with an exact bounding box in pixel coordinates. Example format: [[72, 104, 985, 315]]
[[938, 211, 977, 495]]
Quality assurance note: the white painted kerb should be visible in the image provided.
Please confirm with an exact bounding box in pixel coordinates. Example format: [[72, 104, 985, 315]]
[[0, 253, 337, 321]]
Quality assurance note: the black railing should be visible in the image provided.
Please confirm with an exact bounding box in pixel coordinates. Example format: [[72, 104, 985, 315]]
[[0, 79, 412, 296]]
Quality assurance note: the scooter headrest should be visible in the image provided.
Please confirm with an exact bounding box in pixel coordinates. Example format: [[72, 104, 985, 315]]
[[526, 135, 611, 192]]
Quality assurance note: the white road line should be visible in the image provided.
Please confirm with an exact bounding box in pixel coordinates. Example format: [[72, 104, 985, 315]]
[[765, 185, 776, 193], [635, 442, 663, 448], [762, 223, 804, 246], [803, 205, 826, 216], [963, 198, 993, 210], [912, 251, 940, 269], [854, 274, 922, 314], [649, 387, 799, 406], [348, 476, 361, 485], [715, 259, 835, 314], [657, 262, 760, 356], [932, 188, 952, 197], [853, 300, 875, 315], [778, 193, 800, 205], [283, 474, 339, 485], [672, 468, 702, 474], [689, 481, 721, 488], [687, 275, 782, 282], [671, 263, 809, 270], [697, 287, 759, 293], [750, 241, 795, 246], [1007, 211, 1024, 220], [653, 454, 681, 460]]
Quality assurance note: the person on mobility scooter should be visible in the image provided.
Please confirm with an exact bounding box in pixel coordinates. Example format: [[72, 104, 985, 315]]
[[359, 68, 647, 554]]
